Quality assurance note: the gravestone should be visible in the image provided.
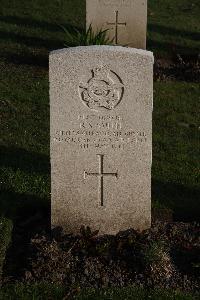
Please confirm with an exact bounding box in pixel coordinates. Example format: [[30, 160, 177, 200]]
[[50, 46, 154, 235], [86, 0, 147, 49]]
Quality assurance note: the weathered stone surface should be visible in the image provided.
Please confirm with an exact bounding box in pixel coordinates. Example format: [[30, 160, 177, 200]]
[[50, 46, 153, 235], [86, 0, 147, 49]]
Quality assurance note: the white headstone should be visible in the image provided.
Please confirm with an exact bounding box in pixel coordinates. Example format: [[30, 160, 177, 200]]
[[86, 0, 147, 49], [50, 46, 153, 235]]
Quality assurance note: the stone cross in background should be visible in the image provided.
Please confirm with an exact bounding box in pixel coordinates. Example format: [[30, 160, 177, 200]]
[[107, 10, 126, 44], [50, 46, 154, 235], [86, 0, 147, 49]]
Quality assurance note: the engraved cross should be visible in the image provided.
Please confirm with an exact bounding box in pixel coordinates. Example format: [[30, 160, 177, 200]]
[[84, 154, 118, 206], [107, 11, 126, 44]]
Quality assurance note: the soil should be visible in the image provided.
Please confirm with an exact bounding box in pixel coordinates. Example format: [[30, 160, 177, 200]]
[[2, 210, 199, 295], [154, 53, 200, 82]]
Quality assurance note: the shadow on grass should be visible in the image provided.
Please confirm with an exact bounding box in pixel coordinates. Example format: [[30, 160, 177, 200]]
[[148, 23, 200, 41], [0, 189, 49, 226], [0, 190, 50, 280], [152, 179, 200, 222], [0, 20, 83, 67], [147, 38, 200, 56], [0, 50, 49, 67], [0, 146, 50, 275], [0, 145, 50, 223], [0, 30, 63, 50], [0, 146, 50, 175], [0, 15, 81, 33]]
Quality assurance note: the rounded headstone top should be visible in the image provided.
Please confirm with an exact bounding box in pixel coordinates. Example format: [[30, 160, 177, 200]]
[[50, 46, 154, 62]]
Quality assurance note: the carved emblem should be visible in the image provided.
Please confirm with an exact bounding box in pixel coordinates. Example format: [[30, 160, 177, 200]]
[[79, 66, 124, 110]]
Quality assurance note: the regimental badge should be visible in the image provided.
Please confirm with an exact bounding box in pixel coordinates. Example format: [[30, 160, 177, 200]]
[[79, 66, 124, 110]]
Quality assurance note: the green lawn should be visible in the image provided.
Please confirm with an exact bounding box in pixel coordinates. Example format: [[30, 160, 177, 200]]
[[153, 81, 200, 220], [0, 0, 199, 297], [148, 0, 200, 56], [0, 284, 198, 300]]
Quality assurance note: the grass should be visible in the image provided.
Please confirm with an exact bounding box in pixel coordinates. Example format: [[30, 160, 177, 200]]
[[0, 283, 65, 300], [77, 287, 199, 300], [148, 0, 200, 57], [152, 81, 200, 220], [62, 24, 114, 47], [0, 0, 199, 297], [0, 284, 199, 300], [0, 218, 13, 281]]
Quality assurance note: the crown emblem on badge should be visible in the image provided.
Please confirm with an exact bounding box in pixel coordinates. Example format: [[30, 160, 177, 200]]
[[79, 66, 124, 110]]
